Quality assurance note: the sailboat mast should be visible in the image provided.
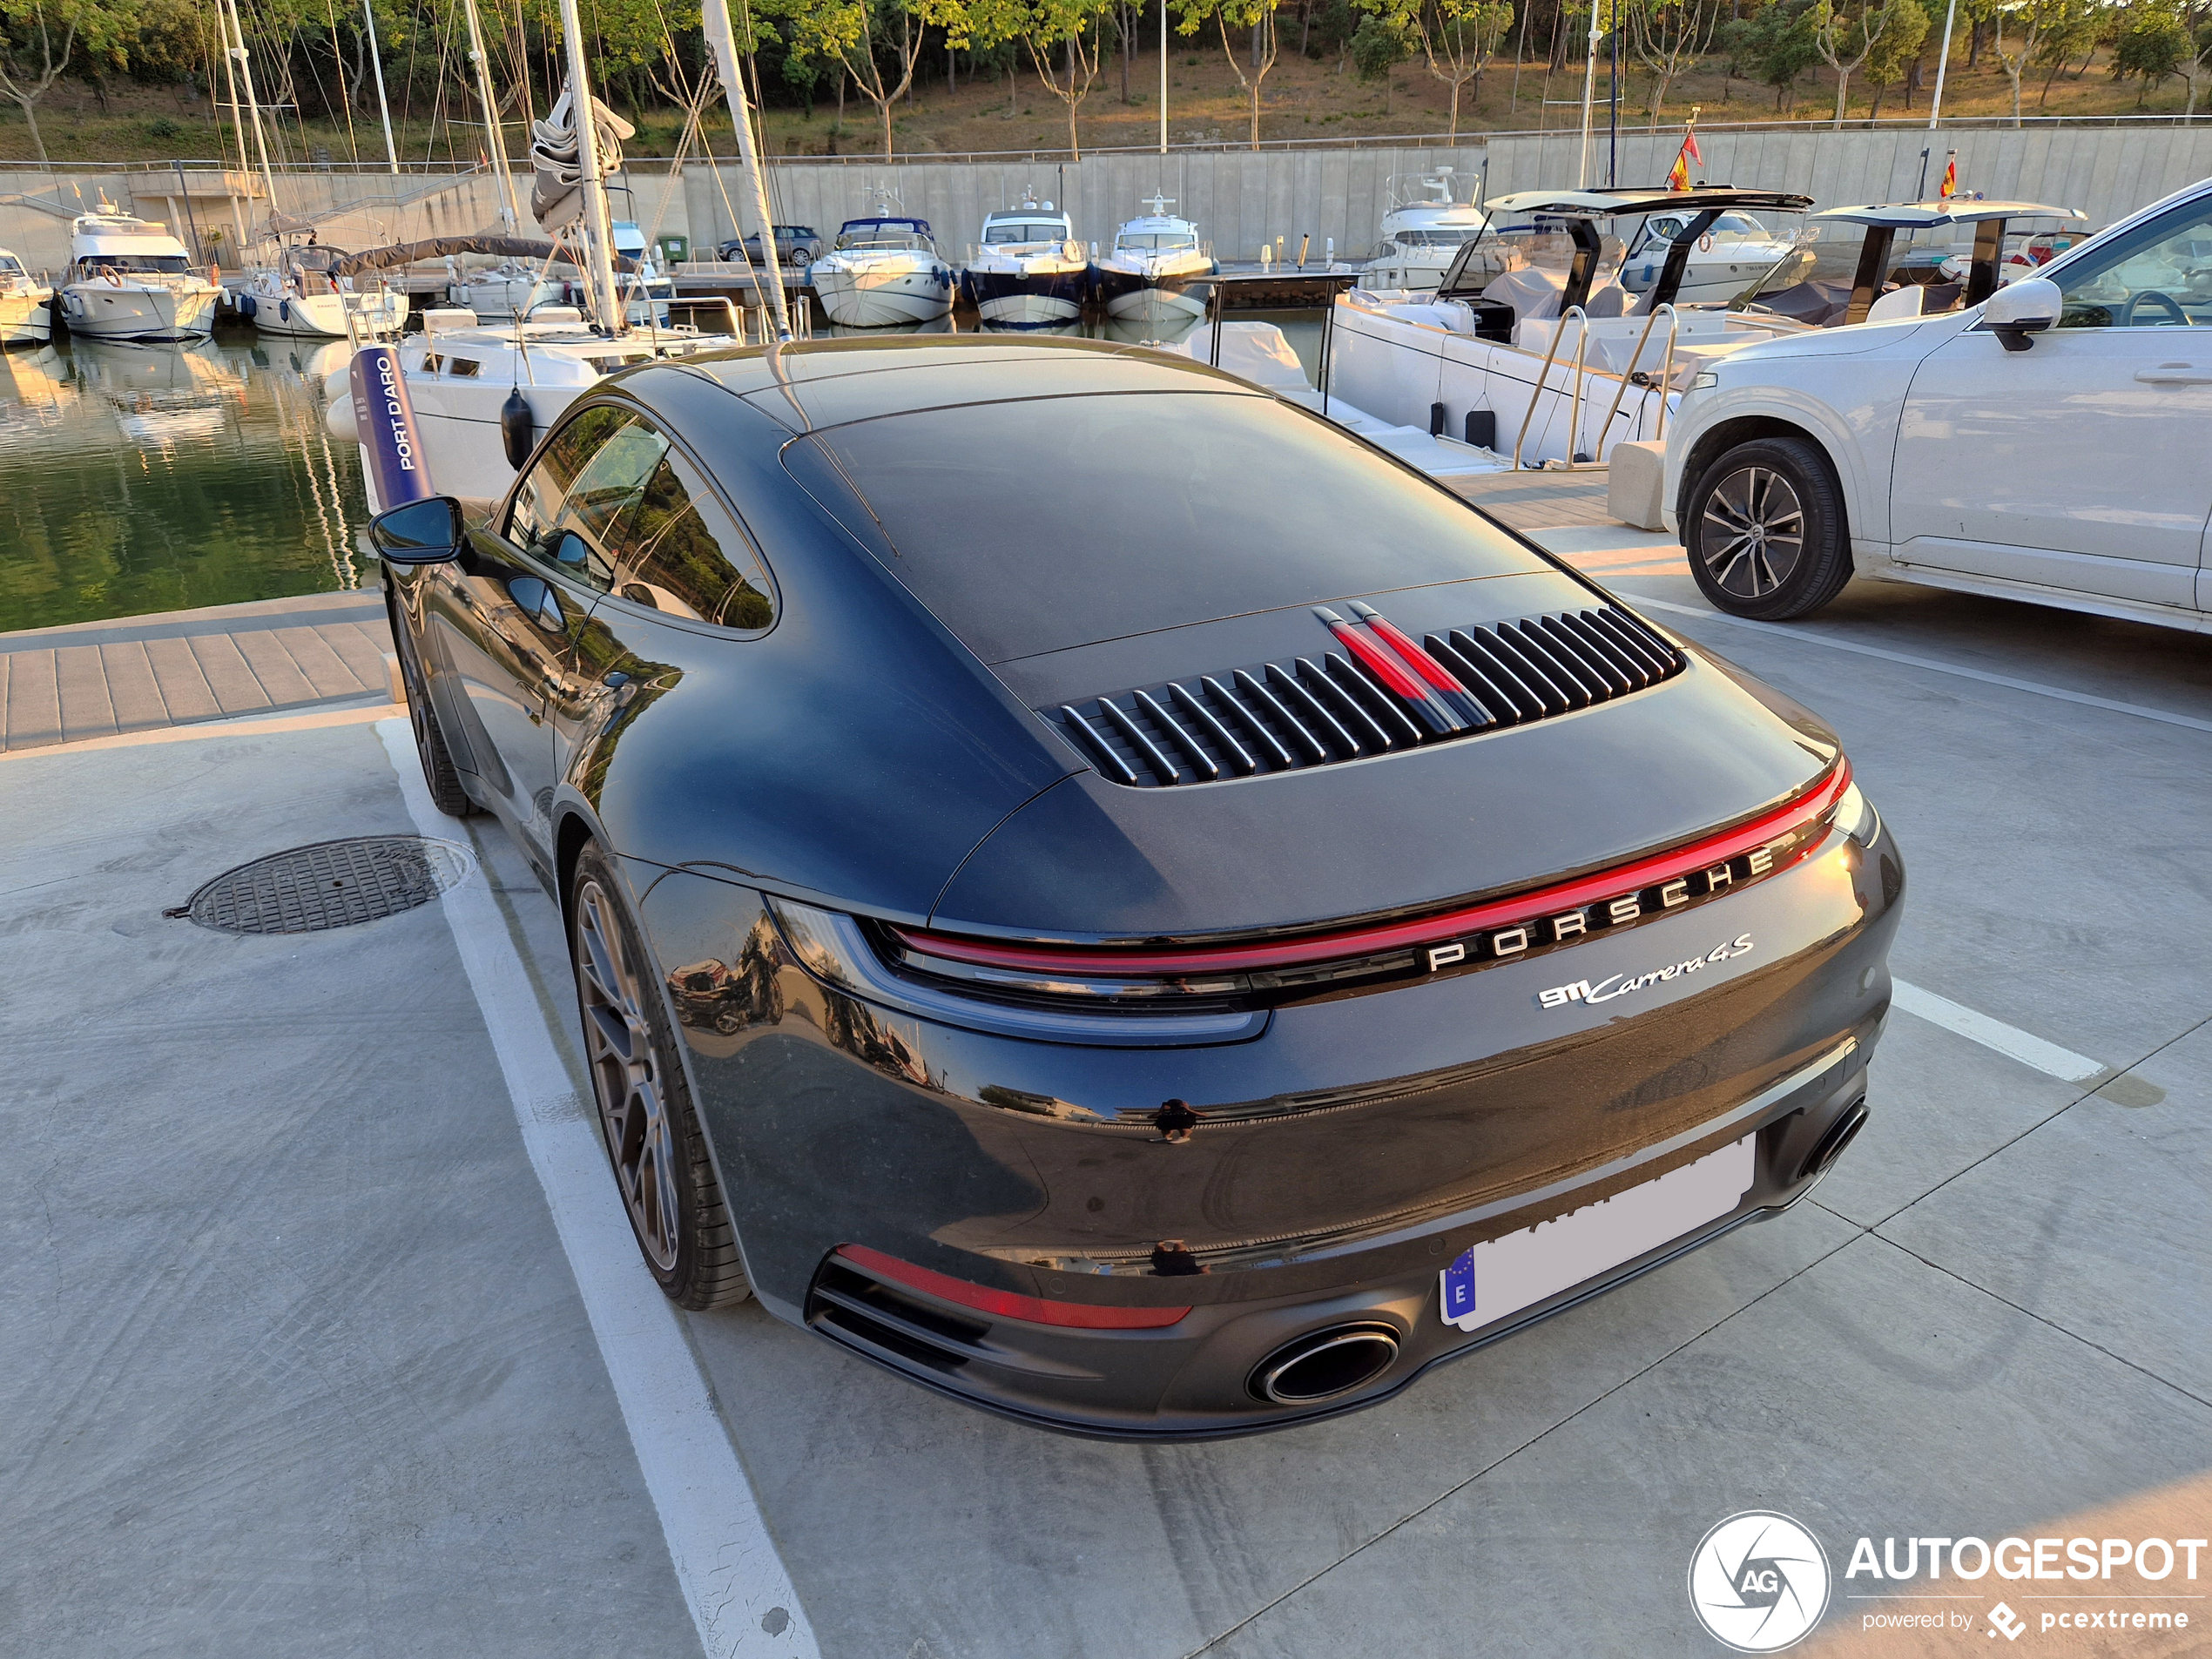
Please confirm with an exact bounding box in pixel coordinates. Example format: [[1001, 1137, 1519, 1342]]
[[361, 0, 400, 174], [700, 0, 792, 341], [462, 0, 522, 228], [554, 0, 624, 334], [222, 0, 282, 239], [1576, 0, 1599, 189]]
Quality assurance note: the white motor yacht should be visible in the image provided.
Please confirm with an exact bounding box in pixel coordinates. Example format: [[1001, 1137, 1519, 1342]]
[[0, 248, 53, 344], [1330, 187, 1832, 468], [241, 241, 408, 339], [810, 209, 954, 327], [1091, 196, 1215, 322], [1617, 207, 1797, 307], [57, 206, 220, 341], [961, 199, 1089, 327], [1357, 170, 1487, 293]]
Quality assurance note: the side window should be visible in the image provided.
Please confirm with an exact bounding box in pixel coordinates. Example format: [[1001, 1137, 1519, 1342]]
[[508, 404, 631, 555], [504, 404, 668, 590], [2053, 203, 2212, 329], [604, 448, 776, 631]]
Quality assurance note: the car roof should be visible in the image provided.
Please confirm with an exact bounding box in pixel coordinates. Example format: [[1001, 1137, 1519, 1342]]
[[687, 334, 1258, 430], [1482, 185, 1813, 217], [1811, 199, 2087, 227]]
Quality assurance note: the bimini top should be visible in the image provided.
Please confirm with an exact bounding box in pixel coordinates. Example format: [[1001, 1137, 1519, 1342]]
[[1482, 186, 1814, 218], [1810, 199, 2087, 229]]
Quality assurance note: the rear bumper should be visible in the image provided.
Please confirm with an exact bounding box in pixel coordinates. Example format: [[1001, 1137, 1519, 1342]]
[[637, 814, 1903, 1437]]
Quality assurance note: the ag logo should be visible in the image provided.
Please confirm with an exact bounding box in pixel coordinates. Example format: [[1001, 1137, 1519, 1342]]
[[1688, 1511, 1832, 1652]]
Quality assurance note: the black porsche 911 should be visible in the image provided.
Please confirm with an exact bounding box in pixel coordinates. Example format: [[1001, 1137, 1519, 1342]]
[[372, 335, 1901, 1439]]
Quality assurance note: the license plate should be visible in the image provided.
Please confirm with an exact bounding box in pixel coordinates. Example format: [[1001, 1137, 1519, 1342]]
[[1440, 1136, 1754, 1332]]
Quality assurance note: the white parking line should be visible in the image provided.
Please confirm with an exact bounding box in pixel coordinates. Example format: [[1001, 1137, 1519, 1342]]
[[1618, 593, 2212, 736], [1892, 979, 2107, 1083], [375, 721, 819, 1659]]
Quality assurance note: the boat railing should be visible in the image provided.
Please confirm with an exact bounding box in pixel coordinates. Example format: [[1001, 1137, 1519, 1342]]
[[1591, 302, 1680, 462], [1512, 306, 1590, 472]]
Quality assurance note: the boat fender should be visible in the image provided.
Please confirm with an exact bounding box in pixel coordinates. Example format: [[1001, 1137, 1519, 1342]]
[[1466, 409, 1496, 450], [278, 297, 290, 323], [1428, 401, 1447, 437], [349, 344, 437, 507], [500, 388, 535, 471], [239, 292, 257, 320]]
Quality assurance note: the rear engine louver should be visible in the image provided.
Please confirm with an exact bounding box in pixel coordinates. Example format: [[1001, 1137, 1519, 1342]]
[[1049, 604, 1683, 788]]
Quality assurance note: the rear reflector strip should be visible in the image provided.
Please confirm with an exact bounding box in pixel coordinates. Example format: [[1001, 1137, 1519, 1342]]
[[893, 762, 1848, 979], [835, 1245, 1190, 1329]]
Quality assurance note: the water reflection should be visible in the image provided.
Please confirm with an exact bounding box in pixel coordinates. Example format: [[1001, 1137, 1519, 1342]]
[[0, 325, 368, 631]]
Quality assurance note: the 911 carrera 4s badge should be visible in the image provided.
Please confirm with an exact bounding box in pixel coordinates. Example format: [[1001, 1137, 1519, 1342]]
[[1537, 934, 1755, 1009]]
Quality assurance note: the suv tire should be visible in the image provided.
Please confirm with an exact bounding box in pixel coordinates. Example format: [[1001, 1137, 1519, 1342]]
[[1684, 435, 1854, 620]]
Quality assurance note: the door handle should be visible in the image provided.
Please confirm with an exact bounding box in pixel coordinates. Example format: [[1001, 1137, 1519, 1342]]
[[2133, 364, 2212, 384]]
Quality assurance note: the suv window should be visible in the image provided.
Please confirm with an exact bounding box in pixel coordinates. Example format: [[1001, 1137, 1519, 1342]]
[[2053, 200, 2212, 329]]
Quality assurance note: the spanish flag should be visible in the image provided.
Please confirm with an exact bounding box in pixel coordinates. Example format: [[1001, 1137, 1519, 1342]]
[[1667, 110, 1703, 191], [1939, 153, 1958, 199]]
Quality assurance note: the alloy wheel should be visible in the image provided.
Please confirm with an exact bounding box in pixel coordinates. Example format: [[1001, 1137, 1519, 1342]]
[[574, 878, 681, 1271], [1699, 465, 1806, 599]]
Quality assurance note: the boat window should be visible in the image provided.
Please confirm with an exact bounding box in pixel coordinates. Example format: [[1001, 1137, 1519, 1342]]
[[420, 352, 442, 374], [1734, 225, 1869, 324], [0, 254, 24, 275], [80, 254, 191, 275], [2050, 199, 2212, 328], [445, 357, 482, 378], [794, 391, 1553, 662], [1116, 233, 1197, 251], [598, 447, 775, 631], [985, 223, 1066, 244]]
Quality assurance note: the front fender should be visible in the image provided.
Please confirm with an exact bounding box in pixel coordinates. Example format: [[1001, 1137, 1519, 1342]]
[[1665, 381, 1901, 549]]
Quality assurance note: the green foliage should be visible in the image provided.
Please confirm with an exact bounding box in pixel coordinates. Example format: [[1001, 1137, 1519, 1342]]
[[2113, 3, 2188, 95], [1859, 0, 1926, 94], [1348, 10, 1407, 78], [1720, 0, 1821, 107]]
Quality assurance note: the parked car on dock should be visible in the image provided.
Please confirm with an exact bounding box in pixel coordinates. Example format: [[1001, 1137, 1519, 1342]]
[[718, 225, 821, 266], [1665, 179, 2212, 627], [371, 334, 1899, 1439]]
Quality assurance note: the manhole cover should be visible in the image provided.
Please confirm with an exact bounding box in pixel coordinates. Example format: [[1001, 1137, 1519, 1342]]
[[179, 836, 474, 934]]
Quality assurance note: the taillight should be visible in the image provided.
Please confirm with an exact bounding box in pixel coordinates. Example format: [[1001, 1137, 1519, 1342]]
[[888, 761, 1851, 992], [836, 1245, 1189, 1329]]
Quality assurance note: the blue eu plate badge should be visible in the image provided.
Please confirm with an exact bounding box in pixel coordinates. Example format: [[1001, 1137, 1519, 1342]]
[[1441, 1249, 1478, 1323]]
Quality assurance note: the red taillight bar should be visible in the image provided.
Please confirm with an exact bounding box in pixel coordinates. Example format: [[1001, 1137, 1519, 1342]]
[[894, 762, 1850, 977], [837, 1245, 1190, 1329]]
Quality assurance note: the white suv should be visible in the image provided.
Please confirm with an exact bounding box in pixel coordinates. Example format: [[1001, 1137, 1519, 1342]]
[[1662, 179, 2212, 629]]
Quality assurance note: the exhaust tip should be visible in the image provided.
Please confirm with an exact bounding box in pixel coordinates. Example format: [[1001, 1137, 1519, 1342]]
[[1799, 1099, 1869, 1184], [1251, 1324, 1401, 1406]]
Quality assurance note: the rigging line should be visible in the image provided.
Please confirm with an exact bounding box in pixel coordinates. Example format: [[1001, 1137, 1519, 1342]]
[[325, 0, 363, 169]]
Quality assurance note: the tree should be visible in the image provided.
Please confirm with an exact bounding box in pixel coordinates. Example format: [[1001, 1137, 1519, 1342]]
[[1858, 0, 1925, 116], [765, 0, 945, 157], [1628, 0, 1716, 125], [961, 0, 1112, 154], [1358, 0, 1513, 137], [1724, 0, 1820, 110], [1811, 0, 1905, 125], [1174, 0, 1287, 148], [2111, 0, 2187, 105], [2029, 0, 2097, 105], [0, 0, 101, 163], [1348, 8, 1409, 105]]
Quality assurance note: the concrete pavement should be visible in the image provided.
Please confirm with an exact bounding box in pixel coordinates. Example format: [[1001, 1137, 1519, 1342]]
[[1, 554, 2206, 1656]]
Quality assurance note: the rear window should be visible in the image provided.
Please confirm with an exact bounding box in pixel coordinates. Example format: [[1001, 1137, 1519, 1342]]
[[793, 392, 1550, 663]]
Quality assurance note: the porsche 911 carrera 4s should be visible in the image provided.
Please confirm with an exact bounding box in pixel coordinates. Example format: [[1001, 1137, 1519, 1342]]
[[371, 334, 1902, 1439]]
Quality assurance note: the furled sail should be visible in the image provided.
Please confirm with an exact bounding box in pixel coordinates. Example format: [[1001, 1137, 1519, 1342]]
[[529, 84, 636, 233]]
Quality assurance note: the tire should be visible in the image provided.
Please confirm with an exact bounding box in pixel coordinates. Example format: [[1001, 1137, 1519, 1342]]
[[1683, 435, 1855, 621], [569, 843, 752, 1311], [386, 587, 478, 818]]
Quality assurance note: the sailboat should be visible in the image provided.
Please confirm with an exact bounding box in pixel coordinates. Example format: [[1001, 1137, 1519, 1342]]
[[334, 0, 780, 509]]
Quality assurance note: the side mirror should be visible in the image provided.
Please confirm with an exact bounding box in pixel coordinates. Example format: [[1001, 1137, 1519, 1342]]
[[370, 496, 464, 563], [1981, 276, 2061, 352]]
